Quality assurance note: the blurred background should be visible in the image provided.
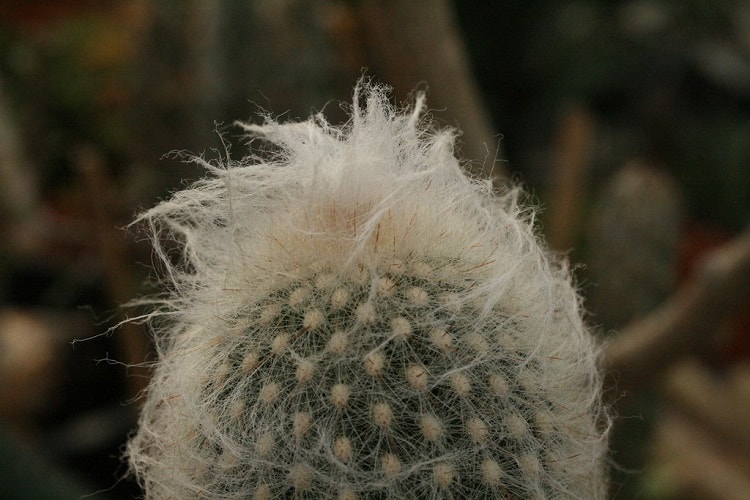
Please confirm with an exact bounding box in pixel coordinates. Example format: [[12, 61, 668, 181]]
[[0, 1, 748, 498]]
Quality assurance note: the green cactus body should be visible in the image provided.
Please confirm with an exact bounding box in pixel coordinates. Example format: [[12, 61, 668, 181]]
[[128, 84, 607, 498]]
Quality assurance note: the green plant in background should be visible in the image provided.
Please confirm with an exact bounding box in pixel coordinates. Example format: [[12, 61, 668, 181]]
[[127, 83, 608, 498]]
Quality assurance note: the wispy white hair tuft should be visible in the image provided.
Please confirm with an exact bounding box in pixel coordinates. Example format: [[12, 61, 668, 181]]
[[127, 82, 609, 499]]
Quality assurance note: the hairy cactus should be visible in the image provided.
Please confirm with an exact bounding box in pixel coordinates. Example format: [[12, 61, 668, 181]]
[[127, 83, 608, 498]]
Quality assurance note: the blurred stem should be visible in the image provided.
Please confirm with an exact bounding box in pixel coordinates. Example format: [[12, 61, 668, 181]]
[[0, 76, 39, 222], [547, 105, 594, 251], [357, 0, 507, 184], [662, 360, 750, 453], [654, 407, 750, 500], [605, 228, 750, 392]]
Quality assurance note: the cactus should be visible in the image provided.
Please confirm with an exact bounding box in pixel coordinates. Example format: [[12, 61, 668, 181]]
[[127, 83, 608, 498]]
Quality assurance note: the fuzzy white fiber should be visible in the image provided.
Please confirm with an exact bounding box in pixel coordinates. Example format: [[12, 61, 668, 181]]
[[127, 83, 609, 499]]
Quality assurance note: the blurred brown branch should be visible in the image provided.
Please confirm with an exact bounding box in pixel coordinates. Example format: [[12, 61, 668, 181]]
[[653, 407, 750, 500], [0, 76, 38, 221], [649, 360, 750, 500], [357, 0, 506, 184], [604, 228, 750, 392], [662, 360, 750, 454], [547, 105, 595, 250]]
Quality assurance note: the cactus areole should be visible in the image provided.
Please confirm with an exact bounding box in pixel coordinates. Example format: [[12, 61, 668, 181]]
[[127, 83, 608, 498]]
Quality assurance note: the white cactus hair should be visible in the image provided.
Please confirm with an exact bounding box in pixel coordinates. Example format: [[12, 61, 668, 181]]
[[127, 81, 609, 498]]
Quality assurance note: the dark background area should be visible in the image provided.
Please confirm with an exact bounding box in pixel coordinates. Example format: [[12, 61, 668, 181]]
[[0, 1, 748, 498]]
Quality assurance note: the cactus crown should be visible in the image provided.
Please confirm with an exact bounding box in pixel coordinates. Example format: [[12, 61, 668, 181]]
[[127, 83, 608, 498]]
